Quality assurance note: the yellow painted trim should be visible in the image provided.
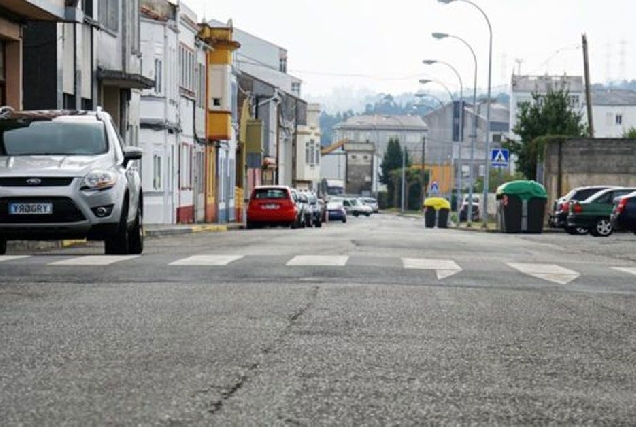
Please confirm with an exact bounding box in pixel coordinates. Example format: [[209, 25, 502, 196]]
[[192, 224, 228, 233], [62, 239, 87, 247]]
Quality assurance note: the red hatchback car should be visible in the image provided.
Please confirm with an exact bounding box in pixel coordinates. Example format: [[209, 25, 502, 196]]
[[246, 186, 300, 229]]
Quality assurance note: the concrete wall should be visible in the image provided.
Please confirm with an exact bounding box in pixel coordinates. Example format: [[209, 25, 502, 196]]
[[542, 138, 636, 209]]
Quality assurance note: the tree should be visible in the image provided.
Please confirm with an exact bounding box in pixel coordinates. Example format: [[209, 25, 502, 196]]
[[506, 88, 586, 180], [380, 138, 409, 207], [475, 169, 525, 193], [623, 127, 636, 138]]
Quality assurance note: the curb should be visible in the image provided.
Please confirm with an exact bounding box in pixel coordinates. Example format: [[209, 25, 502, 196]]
[[7, 223, 242, 252]]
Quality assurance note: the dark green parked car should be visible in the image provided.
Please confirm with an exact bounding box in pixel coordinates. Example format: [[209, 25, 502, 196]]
[[566, 187, 636, 236]]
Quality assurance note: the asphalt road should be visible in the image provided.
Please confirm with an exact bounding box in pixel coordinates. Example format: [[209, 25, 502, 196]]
[[1, 214, 636, 425]]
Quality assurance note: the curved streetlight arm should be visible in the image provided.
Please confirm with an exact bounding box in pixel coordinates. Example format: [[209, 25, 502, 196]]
[[440, 0, 493, 227], [423, 59, 463, 102], [415, 92, 445, 107], [432, 31, 479, 226], [419, 79, 455, 101]]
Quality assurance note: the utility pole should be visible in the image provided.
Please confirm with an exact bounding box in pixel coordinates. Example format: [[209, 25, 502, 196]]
[[582, 33, 595, 138], [420, 135, 426, 209]]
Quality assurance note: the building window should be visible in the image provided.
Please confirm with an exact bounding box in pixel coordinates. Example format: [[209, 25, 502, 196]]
[[291, 81, 301, 94], [82, 0, 94, 18], [180, 144, 192, 189], [305, 141, 312, 166], [154, 59, 163, 94], [568, 95, 580, 108], [179, 44, 195, 94], [99, 0, 119, 33], [315, 145, 320, 165], [279, 55, 287, 73], [616, 114, 623, 125], [153, 155, 163, 190], [197, 63, 205, 107]]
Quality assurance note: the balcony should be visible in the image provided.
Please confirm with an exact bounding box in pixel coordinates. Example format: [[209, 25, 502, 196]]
[[1, 0, 79, 22]]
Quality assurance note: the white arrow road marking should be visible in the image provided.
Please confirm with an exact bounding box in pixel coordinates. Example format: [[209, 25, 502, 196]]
[[402, 258, 462, 280], [169, 255, 243, 266], [49, 255, 140, 266], [0, 255, 30, 263], [612, 267, 636, 276], [287, 255, 348, 266], [507, 263, 579, 285]]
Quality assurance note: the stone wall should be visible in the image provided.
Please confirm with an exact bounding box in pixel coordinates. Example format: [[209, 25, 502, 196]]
[[542, 138, 636, 208]]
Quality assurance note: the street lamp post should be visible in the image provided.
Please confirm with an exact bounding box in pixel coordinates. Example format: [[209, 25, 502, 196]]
[[432, 31, 478, 226], [439, 0, 493, 228], [423, 59, 464, 219], [420, 78, 455, 211]]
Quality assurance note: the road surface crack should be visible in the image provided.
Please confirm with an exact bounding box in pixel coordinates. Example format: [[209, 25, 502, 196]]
[[205, 285, 320, 415]]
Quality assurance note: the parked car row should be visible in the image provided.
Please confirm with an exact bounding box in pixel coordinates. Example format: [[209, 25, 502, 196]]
[[245, 186, 379, 229], [549, 185, 636, 237]]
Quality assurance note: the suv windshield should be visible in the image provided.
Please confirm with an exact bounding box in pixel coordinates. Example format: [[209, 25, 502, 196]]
[[0, 120, 107, 156]]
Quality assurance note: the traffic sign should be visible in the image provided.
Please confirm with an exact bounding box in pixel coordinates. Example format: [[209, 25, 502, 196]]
[[430, 180, 439, 194], [491, 149, 509, 167]]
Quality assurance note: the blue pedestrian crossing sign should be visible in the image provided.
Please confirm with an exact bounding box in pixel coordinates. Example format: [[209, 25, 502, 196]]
[[430, 180, 439, 194], [491, 149, 509, 167]]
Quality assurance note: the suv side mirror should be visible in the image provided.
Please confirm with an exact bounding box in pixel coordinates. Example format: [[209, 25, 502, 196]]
[[123, 146, 143, 167]]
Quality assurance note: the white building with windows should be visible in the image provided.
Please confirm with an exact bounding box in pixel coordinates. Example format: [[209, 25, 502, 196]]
[[509, 75, 584, 138], [589, 88, 636, 138], [332, 115, 429, 161], [139, 0, 207, 224], [295, 103, 322, 189]]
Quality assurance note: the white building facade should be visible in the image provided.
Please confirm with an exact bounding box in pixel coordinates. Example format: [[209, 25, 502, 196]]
[[589, 89, 636, 138], [139, 0, 207, 224], [295, 103, 322, 189], [509, 75, 585, 138]]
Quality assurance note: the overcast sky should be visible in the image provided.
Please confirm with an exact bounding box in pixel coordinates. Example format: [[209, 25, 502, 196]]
[[185, 0, 635, 98]]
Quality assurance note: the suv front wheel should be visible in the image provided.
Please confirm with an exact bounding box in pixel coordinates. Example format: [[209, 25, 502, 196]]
[[105, 198, 143, 254]]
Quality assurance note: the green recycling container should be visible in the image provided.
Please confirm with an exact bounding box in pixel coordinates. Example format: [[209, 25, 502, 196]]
[[496, 180, 548, 233]]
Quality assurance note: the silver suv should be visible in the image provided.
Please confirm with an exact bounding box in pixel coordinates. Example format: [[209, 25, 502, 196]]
[[0, 107, 144, 255]]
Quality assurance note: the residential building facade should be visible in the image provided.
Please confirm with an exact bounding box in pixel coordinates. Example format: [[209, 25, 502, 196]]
[[295, 103, 322, 189], [332, 115, 429, 161], [589, 88, 636, 138], [0, 0, 80, 109], [509, 75, 584, 139]]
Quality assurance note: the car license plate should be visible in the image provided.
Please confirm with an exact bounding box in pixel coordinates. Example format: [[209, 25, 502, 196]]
[[9, 202, 53, 215], [262, 204, 279, 210]]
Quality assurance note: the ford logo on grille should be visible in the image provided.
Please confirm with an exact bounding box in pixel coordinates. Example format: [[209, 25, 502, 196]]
[[26, 178, 42, 185]]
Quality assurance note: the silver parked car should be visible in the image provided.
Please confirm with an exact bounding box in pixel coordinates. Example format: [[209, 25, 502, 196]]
[[0, 107, 144, 255]]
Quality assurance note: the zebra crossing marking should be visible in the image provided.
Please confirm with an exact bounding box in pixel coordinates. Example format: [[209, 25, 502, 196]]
[[507, 263, 579, 285], [0, 255, 30, 263], [286, 255, 348, 266], [49, 255, 140, 266], [169, 255, 243, 266], [612, 267, 636, 276], [402, 258, 462, 280]]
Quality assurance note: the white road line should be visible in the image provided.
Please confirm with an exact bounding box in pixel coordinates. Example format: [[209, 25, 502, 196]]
[[287, 255, 348, 266], [507, 263, 579, 285], [402, 258, 462, 280], [612, 267, 636, 276], [169, 255, 243, 266], [49, 255, 140, 266], [0, 255, 30, 263]]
